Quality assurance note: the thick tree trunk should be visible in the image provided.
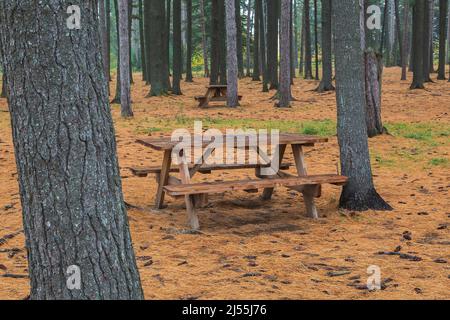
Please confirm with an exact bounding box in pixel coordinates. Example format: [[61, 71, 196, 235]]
[[148, 0, 168, 96], [106, 0, 111, 81], [267, 0, 279, 88], [225, 0, 240, 107], [199, 0, 210, 77], [316, 0, 334, 91], [304, 0, 313, 79], [236, 0, 244, 78], [119, 0, 133, 117], [252, 0, 261, 81], [401, 0, 410, 80], [0, 73, 6, 99], [438, 0, 448, 79], [332, 0, 392, 211], [185, 0, 193, 82], [277, 0, 291, 108], [99, 0, 109, 83], [173, 0, 183, 94], [411, 0, 426, 89], [0, 1, 144, 299]]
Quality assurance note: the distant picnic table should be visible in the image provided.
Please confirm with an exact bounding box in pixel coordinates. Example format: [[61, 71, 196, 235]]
[[195, 84, 242, 108], [132, 133, 347, 230]]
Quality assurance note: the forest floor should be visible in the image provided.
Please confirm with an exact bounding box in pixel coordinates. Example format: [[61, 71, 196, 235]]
[[0, 67, 449, 300]]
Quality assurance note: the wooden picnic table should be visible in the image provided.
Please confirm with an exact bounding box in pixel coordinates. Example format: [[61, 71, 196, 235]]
[[134, 133, 347, 230], [195, 84, 242, 108]]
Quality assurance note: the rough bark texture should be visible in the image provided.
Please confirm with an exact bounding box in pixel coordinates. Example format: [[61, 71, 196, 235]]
[[185, 0, 194, 82], [314, 0, 319, 80], [277, 0, 291, 108], [252, 0, 261, 81], [219, 0, 228, 84], [112, 0, 121, 103], [143, 0, 152, 84], [438, 0, 448, 79], [226, 0, 240, 107], [423, 0, 432, 82], [235, 0, 244, 78], [173, 0, 183, 94], [365, 51, 385, 138], [0, 0, 144, 299], [260, 0, 269, 92], [199, 0, 210, 77], [411, 0, 425, 89], [138, 0, 147, 81], [333, 0, 392, 211], [316, 0, 334, 91], [401, 0, 410, 80], [246, 0, 253, 77], [99, 0, 109, 83], [1, 73, 6, 99], [267, 0, 279, 89], [210, 0, 220, 84], [304, 0, 313, 79], [106, 0, 111, 81], [149, 0, 168, 96], [119, 0, 133, 117]]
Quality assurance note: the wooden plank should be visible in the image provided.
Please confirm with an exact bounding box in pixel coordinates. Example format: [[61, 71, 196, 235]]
[[137, 133, 328, 151], [129, 162, 292, 176], [178, 152, 200, 230], [164, 174, 348, 196], [260, 144, 287, 200], [155, 150, 172, 209]]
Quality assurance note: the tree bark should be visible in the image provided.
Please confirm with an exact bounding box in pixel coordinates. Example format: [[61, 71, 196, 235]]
[[332, 0, 392, 211], [267, 0, 279, 88], [260, 0, 269, 92], [236, 0, 245, 78], [119, 0, 133, 116], [225, 0, 240, 107], [99, 0, 109, 84], [143, 0, 152, 84], [411, 0, 426, 89], [173, 0, 183, 94], [246, 0, 253, 77], [316, 0, 334, 91], [304, 0, 313, 79], [106, 0, 111, 81], [314, 0, 319, 80], [210, 0, 220, 84], [0, 73, 6, 99], [252, 0, 261, 81], [394, 0, 404, 68], [112, 0, 121, 103], [277, 0, 291, 108], [438, 0, 448, 79], [0, 0, 144, 299], [401, 0, 410, 80], [199, 0, 210, 77], [365, 51, 386, 137], [423, 0, 433, 82], [185, 0, 194, 82], [138, 0, 147, 81]]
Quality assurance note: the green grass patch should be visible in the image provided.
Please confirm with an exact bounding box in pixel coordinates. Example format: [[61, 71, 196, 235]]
[[385, 122, 450, 144], [428, 158, 449, 167]]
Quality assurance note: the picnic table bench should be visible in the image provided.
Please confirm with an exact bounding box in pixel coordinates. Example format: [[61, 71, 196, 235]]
[[195, 84, 242, 108], [132, 133, 347, 230]]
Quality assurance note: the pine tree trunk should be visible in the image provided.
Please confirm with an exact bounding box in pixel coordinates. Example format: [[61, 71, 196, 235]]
[[0, 73, 6, 99], [139, 0, 147, 80], [106, 0, 111, 81], [210, 0, 220, 84], [437, 0, 448, 79], [411, 0, 426, 89], [185, 0, 193, 82], [246, 0, 253, 77], [394, 0, 404, 68], [165, 0, 172, 90], [236, 0, 244, 78], [173, 0, 183, 94], [99, 0, 109, 83], [225, 0, 240, 107], [365, 51, 385, 137], [119, 0, 133, 116], [314, 0, 319, 80], [112, 0, 121, 103], [144, 0, 152, 84], [252, 0, 261, 81], [332, 0, 392, 211], [0, 0, 144, 299], [423, 0, 432, 82], [267, 0, 279, 88], [260, 0, 270, 92], [304, 0, 313, 79], [219, 0, 228, 84], [401, 0, 410, 80], [199, 0, 210, 77], [316, 0, 334, 91], [128, 1, 134, 85], [277, 0, 291, 108]]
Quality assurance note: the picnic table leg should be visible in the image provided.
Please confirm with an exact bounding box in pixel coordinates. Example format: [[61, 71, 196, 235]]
[[292, 144, 319, 219], [260, 144, 287, 200], [178, 151, 200, 230], [155, 150, 172, 209]]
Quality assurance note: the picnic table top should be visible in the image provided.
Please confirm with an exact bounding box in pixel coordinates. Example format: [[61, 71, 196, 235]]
[[137, 133, 328, 151]]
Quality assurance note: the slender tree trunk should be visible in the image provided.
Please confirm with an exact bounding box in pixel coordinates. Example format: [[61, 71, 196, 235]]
[[128, 0, 134, 84], [139, 0, 147, 81], [314, 0, 319, 80], [394, 0, 404, 68], [0, 0, 144, 299], [261, 0, 269, 92], [236, 0, 245, 78], [186, 0, 194, 82], [333, 0, 392, 211], [304, 0, 313, 79], [299, 7, 305, 75], [219, 0, 228, 84], [316, 0, 334, 91], [119, 0, 133, 116], [144, 0, 151, 84], [165, 0, 172, 90], [210, 0, 220, 84], [173, 0, 183, 94], [423, 0, 433, 82], [278, 0, 291, 108], [268, 0, 279, 88], [199, 0, 210, 77], [225, 0, 240, 107], [246, 0, 253, 77], [401, 0, 410, 80], [112, 0, 121, 103], [252, 0, 261, 81], [438, 0, 448, 79], [380, 0, 388, 56], [411, 0, 426, 89]]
